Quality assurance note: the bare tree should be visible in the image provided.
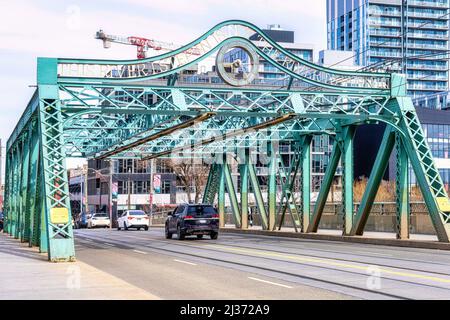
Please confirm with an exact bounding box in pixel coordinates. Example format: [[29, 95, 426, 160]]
[[168, 159, 210, 203]]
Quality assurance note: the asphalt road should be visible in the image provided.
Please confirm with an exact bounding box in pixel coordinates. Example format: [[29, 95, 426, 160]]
[[74, 227, 450, 300]]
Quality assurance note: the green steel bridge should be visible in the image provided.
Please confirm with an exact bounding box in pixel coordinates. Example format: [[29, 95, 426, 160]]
[[3, 20, 450, 262]]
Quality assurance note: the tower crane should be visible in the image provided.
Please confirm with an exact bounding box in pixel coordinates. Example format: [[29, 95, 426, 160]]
[[95, 30, 201, 59]]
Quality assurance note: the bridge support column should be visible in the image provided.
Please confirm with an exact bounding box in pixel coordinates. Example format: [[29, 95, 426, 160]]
[[393, 96, 450, 242], [342, 126, 356, 236], [268, 142, 277, 231], [218, 162, 226, 228], [12, 145, 21, 239], [351, 127, 396, 236], [20, 130, 31, 243], [223, 160, 241, 228], [396, 132, 410, 239], [239, 150, 249, 229], [203, 163, 220, 205], [4, 151, 12, 235], [36, 58, 75, 261], [27, 121, 41, 247], [276, 137, 309, 232], [307, 139, 341, 233], [301, 136, 312, 232], [248, 155, 269, 230]]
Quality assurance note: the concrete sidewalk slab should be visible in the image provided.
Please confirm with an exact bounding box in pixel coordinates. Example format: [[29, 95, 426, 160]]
[[220, 225, 450, 251], [0, 232, 160, 300]]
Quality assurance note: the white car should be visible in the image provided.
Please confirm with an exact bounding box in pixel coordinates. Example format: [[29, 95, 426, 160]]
[[117, 210, 149, 231], [87, 213, 111, 228]]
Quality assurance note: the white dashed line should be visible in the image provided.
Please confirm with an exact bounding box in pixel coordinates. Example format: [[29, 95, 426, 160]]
[[133, 250, 148, 255], [103, 243, 115, 247], [248, 277, 293, 289], [174, 259, 197, 266]]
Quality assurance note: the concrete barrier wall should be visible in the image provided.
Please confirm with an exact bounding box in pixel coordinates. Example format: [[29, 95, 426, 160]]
[[151, 202, 436, 236], [222, 213, 436, 235]]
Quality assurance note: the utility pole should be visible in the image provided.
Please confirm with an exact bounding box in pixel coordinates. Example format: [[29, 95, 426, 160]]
[[109, 160, 113, 229], [128, 167, 131, 210], [80, 170, 84, 214], [99, 177, 102, 212], [149, 159, 154, 225], [84, 166, 88, 214]]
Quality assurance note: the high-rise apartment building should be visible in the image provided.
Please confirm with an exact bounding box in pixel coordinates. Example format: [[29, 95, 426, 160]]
[[327, 0, 449, 99]]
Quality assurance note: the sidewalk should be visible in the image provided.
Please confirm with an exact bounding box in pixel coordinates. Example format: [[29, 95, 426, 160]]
[[220, 224, 450, 250], [223, 224, 438, 241], [0, 232, 159, 300]]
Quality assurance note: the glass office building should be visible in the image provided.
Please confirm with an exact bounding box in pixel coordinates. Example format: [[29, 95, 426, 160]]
[[327, 0, 449, 100]]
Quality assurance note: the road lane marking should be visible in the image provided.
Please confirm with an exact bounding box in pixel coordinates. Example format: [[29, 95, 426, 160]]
[[103, 243, 115, 247], [355, 251, 393, 257], [133, 250, 148, 255], [205, 244, 450, 284], [174, 259, 197, 266], [248, 277, 293, 289], [77, 233, 449, 285]]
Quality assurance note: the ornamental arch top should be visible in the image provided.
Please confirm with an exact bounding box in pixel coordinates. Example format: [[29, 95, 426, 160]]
[[3, 20, 450, 261]]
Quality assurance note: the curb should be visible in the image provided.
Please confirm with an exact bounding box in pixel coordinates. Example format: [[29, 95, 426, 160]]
[[219, 228, 450, 251]]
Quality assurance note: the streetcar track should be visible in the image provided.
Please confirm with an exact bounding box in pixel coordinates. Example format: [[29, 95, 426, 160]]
[[75, 232, 450, 297], [81, 230, 450, 277], [76, 233, 407, 300]]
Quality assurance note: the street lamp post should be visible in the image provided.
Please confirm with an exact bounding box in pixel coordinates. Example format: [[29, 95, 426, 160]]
[[149, 159, 154, 226], [128, 167, 131, 211], [109, 160, 113, 229]]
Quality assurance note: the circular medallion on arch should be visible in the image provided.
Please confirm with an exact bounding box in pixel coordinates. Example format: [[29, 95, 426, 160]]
[[216, 40, 260, 87]]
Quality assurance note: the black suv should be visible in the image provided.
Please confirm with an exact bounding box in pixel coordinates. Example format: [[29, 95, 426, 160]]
[[165, 204, 219, 240]]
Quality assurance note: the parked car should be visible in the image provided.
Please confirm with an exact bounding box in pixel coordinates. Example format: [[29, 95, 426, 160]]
[[87, 213, 111, 229], [117, 210, 149, 231], [165, 204, 219, 240], [74, 212, 88, 229]]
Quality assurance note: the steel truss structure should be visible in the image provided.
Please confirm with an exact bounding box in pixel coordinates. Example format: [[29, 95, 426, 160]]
[[4, 20, 450, 261]]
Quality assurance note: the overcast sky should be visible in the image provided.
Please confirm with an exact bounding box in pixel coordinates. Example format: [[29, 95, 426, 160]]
[[0, 0, 327, 177]]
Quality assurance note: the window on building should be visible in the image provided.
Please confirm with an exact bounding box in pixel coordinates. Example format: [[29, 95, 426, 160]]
[[135, 160, 148, 173], [133, 181, 150, 194], [156, 159, 173, 174], [118, 159, 133, 173], [118, 180, 132, 194], [162, 180, 171, 194]]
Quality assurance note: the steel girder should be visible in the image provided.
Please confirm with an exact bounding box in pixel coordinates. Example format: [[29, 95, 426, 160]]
[[5, 20, 450, 264], [58, 84, 394, 158]]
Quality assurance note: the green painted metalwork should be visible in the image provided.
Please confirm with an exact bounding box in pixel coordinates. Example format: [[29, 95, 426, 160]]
[[223, 163, 242, 228], [341, 126, 356, 236], [396, 133, 410, 239], [3, 150, 10, 234], [267, 141, 277, 231], [248, 158, 269, 230], [351, 127, 396, 236], [218, 163, 226, 228], [36, 59, 75, 261], [307, 139, 342, 233], [276, 140, 303, 232], [300, 136, 312, 232], [203, 163, 221, 205], [239, 150, 249, 229], [20, 128, 31, 242], [393, 97, 450, 242], [5, 20, 450, 263], [27, 122, 41, 247]]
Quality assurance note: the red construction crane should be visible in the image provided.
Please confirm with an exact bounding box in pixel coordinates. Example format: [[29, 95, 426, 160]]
[[95, 29, 200, 59]]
